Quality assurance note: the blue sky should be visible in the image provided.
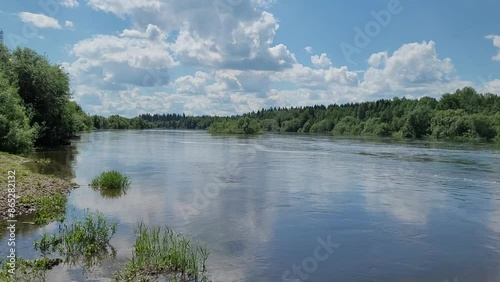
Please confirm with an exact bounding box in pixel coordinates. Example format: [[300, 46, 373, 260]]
[[0, 0, 499, 117]]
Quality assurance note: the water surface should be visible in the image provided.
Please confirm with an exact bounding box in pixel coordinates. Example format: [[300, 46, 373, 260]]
[[4, 130, 500, 282]]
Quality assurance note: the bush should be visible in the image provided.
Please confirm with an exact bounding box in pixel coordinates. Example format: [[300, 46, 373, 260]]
[[402, 106, 432, 138], [332, 116, 363, 135], [309, 119, 334, 133]]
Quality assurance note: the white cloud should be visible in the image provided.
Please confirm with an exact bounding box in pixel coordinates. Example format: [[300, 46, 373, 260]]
[[311, 53, 332, 68], [63, 24, 176, 90], [173, 71, 212, 95], [362, 41, 461, 95], [18, 12, 62, 29], [480, 79, 500, 94], [120, 24, 163, 40], [69, 39, 473, 117], [367, 51, 388, 68], [86, 0, 296, 71], [59, 0, 79, 8], [485, 34, 500, 61], [66, 1, 478, 117], [65, 20, 74, 29]]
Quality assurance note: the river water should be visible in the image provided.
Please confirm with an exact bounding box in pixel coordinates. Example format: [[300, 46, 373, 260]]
[[4, 130, 500, 281]]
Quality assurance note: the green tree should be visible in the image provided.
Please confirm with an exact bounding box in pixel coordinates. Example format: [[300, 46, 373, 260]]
[[10, 48, 74, 146], [0, 71, 38, 153], [332, 116, 363, 135], [430, 109, 469, 139], [402, 106, 432, 138]]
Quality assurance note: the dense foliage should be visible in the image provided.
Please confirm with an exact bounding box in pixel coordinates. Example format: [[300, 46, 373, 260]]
[[208, 117, 262, 134], [0, 69, 37, 153], [90, 115, 155, 130], [141, 87, 500, 140]]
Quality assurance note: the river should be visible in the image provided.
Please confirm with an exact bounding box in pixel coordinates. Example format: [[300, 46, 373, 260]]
[[4, 130, 500, 281]]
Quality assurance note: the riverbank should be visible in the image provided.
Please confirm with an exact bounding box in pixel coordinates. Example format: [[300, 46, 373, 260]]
[[0, 152, 78, 221]]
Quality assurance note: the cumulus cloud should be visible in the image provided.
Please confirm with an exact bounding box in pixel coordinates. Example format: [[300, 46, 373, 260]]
[[274, 63, 359, 90], [85, 0, 296, 71], [481, 79, 500, 94], [485, 34, 500, 61], [173, 71, 212, 96], [66, 1, 480, 117], [63, 24, 175, 90], [18, 12, 61, 29], [362, 41, 459, 95], [311, 53, 332, 68], [59, 0, 79, 8]]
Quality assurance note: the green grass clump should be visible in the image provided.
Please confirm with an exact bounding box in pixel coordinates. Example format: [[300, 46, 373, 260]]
[[35, 210, 117, 269], [90, 170, 131, 190], [20, 194, 67, 225], [58, 210, 117, 259], [1, 211, 117, 281], [114, 223, 211, 282]]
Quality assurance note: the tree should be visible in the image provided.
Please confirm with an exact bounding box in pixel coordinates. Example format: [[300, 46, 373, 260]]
[[0, 70, 38, 153], [402, 106, 432, 138], [10, 48, 74, 146]]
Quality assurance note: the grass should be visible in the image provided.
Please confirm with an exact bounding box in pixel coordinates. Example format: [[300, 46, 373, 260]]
[[56, 210, 117, 264], [0, 151, 75, 223], [1, 211, 117, 281], [114, 223, 211, 282], [0, 257, 56, 282], [20, 194, 67, 225], [91, 170, 131, 191], [1, 212, 213, 281], [34, 210, 117, 269]]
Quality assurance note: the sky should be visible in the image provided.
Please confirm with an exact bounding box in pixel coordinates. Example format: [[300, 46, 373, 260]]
[[0, 0, 499, 117]]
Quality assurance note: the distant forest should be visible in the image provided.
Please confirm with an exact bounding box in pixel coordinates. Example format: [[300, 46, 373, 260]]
[[132, 87, 500, 140]]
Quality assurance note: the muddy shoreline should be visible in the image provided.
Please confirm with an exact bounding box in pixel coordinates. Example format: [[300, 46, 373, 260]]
[[0, 152, 78, 220]]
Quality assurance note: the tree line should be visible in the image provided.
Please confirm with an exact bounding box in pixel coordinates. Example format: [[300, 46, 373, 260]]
[[1, 45, 499, 154], [143, 87, 500, 140]]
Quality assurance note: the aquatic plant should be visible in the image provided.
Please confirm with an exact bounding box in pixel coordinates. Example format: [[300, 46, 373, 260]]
[[114, 223, 211, 282], [90, 170, 131, 190], [58, 210, 117, 259], [34, 210, 117, 270], [20, 193, 67, 225], [0, 257, 54, 282]]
